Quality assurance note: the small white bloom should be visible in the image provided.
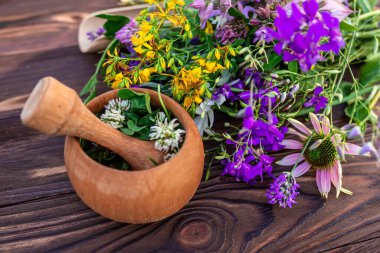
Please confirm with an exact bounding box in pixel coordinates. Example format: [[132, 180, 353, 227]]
[[150, 112, 185, 159], [194, 94, 226, 136], [100, 98, 130, 129]]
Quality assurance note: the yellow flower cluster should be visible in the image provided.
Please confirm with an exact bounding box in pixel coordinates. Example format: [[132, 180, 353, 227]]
[[172, 46, 238, 111]]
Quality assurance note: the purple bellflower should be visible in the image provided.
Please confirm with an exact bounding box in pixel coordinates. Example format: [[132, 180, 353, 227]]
[[266, 0, 345, 72], [303, 86, 328, 112]]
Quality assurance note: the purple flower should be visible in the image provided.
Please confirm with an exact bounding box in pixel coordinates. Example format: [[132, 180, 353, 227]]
[[216, 19, 248, 45], [253, 26, 274, 44], [266, 0, 345, 72], [266, 173, 300, 208], [86, 27, 106, 41], [241, 107, 287, 152], [304, 86, 328, 112], [115, 20, 138, 52], [190, 1, 221, 29], [221, 147, 275, 184]]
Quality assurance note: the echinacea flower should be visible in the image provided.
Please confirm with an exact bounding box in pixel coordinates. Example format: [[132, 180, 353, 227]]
[[266, 172, 300, 208], [150, 112, 185, 159], [278, 113, 369, 198], [100, 98, 130, 129]]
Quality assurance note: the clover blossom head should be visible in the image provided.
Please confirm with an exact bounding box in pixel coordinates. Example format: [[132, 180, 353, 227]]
[[266, 0, 345, 72], [149, 112, 185, 159], [266, 172, 300, 208], [100, 98, 130, 129]]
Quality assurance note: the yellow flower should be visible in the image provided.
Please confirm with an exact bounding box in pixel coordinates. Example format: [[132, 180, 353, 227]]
[[140, 20, 153, 33], [146, 51, 156, 59], [138, 68, 155, 83], [167, 0, 185, 10], [215, 49, 221, 60], [112, 73, 125, 89], [205, 21, 214, 34]]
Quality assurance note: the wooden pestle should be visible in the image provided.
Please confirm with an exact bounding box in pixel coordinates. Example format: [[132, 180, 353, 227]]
[[20, 77, 164, 170]]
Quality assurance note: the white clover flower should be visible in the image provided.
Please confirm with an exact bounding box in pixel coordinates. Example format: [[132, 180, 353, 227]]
[[150, 112, 185, 159], [100, 98, 130, 129]]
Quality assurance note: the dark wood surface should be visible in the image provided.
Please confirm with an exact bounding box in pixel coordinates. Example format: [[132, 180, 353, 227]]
[[1, 1, 379, 252]]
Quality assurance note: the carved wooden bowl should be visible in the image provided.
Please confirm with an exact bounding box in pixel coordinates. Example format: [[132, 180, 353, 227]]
[[64, 88, 204, 223]]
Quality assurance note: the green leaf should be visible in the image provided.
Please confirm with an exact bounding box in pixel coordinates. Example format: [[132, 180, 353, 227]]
[[138, 113, 155, 126], [227, 8, 246, 20], [80, 75, 98, 96], [121, 128, 134, 136], [117, 89, 144, 100], [96, 14, 130, 38], [288, 61, 298, 81], [360, 55, 380, 86], [133, 127, 151, 141], [124, 111, 140, 122], [340, 20, 357, 32], [145, 93, 152, 114], [232, 39, 245, 47], [127, 120, 146, 132], [263, 54, 283, 71], [358, 0, 376, 12]]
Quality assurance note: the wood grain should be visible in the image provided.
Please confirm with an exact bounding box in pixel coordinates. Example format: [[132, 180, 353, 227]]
[[0, 0, 380, 252]]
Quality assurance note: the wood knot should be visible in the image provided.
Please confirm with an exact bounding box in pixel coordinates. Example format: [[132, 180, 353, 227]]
[[177, 220, 212, 249]]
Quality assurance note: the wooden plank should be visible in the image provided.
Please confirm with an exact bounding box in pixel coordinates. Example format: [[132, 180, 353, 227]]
[[0, 0, 380, 252], [0, 0, 117, 55]]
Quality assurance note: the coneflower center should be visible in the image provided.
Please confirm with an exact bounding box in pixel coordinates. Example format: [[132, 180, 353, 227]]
[[304, 134, 337, 169]]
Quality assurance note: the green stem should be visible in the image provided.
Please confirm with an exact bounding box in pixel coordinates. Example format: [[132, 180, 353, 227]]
[[357, 29, 380, 38], [358, 9, 380, 21], [80, 39, 119, 102]]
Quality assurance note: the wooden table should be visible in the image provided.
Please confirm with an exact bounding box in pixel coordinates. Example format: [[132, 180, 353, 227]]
[[1, 1, 379, 252]]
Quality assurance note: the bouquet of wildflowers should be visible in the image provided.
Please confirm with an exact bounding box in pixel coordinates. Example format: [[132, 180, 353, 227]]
[[83, 0, 380, 208]]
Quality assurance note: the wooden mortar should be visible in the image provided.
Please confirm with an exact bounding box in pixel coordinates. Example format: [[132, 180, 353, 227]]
[[64, 88, 204, 223]]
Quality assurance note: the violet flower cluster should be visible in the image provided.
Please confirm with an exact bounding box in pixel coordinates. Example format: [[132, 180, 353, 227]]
[[266, 172, 300, 208], [115, 19, 138, 53], [304, 86, 328, 112], [219, 70, 287, 184], [86, 27, 106, 41], [266, 0, 345, 72]]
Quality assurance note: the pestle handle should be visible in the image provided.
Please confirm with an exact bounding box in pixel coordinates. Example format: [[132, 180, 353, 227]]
[[21, 77, 164, 170]]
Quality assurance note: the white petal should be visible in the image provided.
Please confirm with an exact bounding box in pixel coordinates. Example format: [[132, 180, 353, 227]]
[[288, 118, 312, 135], [281, 139, 303, 150], [276, 153, 303, 166], [293, 161, 311, 177], [309, 113, 322, 134]]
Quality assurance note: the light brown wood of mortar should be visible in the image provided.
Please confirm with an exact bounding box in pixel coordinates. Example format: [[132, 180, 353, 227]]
[[65, 88, 204, 223], [21, 76, 164, 170]]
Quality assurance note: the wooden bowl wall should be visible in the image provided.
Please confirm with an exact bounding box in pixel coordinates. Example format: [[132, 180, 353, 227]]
[[64, 88, 204, 223]]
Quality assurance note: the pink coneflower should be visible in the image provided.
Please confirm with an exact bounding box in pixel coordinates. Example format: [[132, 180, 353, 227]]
[[277, 113, 369, 198]]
